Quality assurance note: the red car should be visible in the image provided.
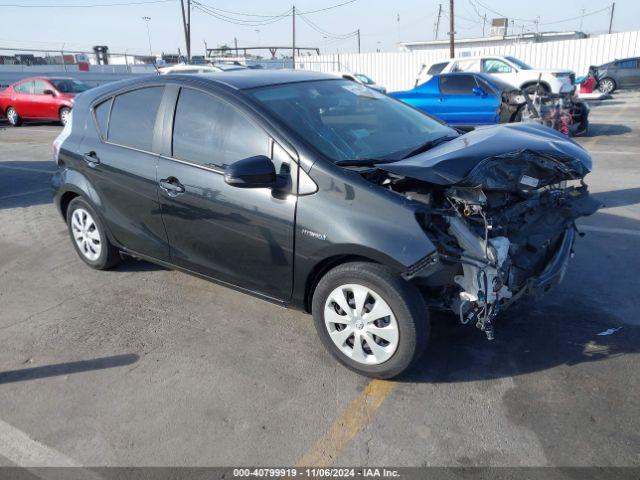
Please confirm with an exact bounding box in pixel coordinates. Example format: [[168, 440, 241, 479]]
[[0, 77, 91, 127]]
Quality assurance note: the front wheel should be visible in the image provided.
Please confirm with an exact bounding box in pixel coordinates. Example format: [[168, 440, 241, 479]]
[[6, 107, 23, 126], [312, 262, 430, 378], [59, 107, 71, 126], [598, 77, 616, 94]]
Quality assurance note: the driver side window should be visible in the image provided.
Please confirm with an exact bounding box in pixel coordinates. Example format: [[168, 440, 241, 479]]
[[172, 88, 276, 172], [483, 59, 512, 74]]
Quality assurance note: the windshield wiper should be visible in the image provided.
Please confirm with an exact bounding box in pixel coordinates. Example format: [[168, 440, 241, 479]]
[[334, 158, 399, 167], [401, 134, 458, 159]]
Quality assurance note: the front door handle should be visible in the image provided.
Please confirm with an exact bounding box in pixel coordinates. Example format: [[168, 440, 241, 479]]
[[159, 177, 186, 196], [83, 151, 100, 166]]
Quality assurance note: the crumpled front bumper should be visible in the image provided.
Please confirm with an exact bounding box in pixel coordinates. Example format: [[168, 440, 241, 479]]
[[527, 227, 576, 296]]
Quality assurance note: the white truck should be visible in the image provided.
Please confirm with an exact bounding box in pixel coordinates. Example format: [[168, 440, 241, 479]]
[[416, 55, 575, 94]]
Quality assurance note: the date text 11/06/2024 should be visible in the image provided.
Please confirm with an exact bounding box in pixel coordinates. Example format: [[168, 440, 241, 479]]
[[232, 468, 401, 478]]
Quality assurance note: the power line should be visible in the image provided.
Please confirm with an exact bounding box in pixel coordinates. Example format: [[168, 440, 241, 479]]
[[192, 1, 292, 27], [0, 0, 173, 7], [189, 0, 292, 19], [298, 13, 358, 40], [538, 5, 612, 26], [298, 0, 357, 15]]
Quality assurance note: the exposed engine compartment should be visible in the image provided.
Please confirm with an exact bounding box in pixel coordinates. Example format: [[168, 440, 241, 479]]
[[352, 124, 600, 339]]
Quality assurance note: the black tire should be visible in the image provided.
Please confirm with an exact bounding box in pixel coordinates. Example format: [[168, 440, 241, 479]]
[[312, 262, 430, 379], [598, 77, 616, 94], [66, 197, 120, 270], [59, 107, 71, 126], [6, 107, 23, 126]]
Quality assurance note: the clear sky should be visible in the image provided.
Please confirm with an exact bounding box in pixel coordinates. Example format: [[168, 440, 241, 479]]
[[0, 0, 636, 56]]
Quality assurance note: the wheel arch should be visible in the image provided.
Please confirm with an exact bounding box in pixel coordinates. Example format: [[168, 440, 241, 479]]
[[520, 80, 551, 92], [302, 254, 382, 313]]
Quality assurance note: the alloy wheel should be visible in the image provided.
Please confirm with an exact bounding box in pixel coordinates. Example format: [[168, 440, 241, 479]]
[[599, 78, 615, 94], [324, 283, 399, 365], [71, 208, 102, 261], [6, 108, 18, 125], [60, 108, 70, 126]]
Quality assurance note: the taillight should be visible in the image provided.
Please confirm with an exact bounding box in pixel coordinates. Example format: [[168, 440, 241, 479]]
[[53, 111, 73, 165]]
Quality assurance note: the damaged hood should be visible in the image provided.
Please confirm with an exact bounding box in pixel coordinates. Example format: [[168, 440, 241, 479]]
[[378, 123, 592, 190]]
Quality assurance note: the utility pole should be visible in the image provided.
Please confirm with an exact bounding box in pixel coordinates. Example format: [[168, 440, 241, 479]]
[[357, 29, 361, 53], [434, 4, 442, 40], [179, 0, 191, 62], [482, 13, 487, 37], [608, 2, 615, 34], [448, 0, 455, 58], [292, 5, 296, 69], [234, 37, 238, 57]]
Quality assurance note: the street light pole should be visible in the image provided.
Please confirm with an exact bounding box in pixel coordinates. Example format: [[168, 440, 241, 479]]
[[142, 16, 152, 57], [448, 0, 455, 58], [292, 5, 296, 70]]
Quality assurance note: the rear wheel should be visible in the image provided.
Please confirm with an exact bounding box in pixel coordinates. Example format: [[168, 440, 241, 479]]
[[66, 197, 120, 270], [598, 77, 616, 94], [6, 107, 23, 126], [59, 107, 71, 126], [312, 262, 430, 378]]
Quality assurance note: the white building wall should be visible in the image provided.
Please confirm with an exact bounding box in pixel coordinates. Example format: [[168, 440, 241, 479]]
[[297, 30, 640, 92]]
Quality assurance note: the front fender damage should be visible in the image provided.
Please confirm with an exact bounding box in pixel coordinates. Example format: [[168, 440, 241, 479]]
[[362, 124, 600, 339]]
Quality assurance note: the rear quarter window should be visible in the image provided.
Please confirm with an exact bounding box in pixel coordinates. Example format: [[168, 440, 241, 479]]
[[108, 86, 164, 151], [427, 62, 448, 75], [93, 97, 113, 139]]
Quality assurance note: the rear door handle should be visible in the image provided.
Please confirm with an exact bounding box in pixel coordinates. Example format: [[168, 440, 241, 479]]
[[159, 177, 186, 196], [83, 151, 100, 166]]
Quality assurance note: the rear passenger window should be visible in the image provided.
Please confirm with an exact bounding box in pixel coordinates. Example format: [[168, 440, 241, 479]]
[[108, 87, 163, 151], [93, 98, 112, 139], [14, 81, 34, 94], [172, 88, 269, 168], [440, 75, 477, 95]]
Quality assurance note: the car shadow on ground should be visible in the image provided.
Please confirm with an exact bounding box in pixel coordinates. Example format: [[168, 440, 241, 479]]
[[587, 124, 632, 136], [592, 187, 640, 208], [404, 303, 636, 383], [0, 354, 139, 385]]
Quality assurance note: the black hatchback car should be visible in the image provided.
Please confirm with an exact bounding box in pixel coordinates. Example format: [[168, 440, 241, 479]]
[[52, 70, 598, 378]]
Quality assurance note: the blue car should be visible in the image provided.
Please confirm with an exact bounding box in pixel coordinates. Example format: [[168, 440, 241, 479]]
[[390, 72, 521, 127]]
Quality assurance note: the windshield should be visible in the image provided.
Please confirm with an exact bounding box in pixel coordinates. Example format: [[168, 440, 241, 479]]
[[50, 79, 91, 93], [249, 80, 454, 163], [354, 73, 374, 85], [505, 56, 533, 70]]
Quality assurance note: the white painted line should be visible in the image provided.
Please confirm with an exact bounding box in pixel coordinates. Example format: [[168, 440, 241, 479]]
[[0, 418, 80, 467], [0, 165, 54, 174], [580, 225, 640, 237], [588, 150, 639, 155], [0, 188, 50, 201]]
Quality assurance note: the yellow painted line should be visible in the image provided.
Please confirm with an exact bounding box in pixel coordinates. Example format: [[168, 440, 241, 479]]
[[296, 379, 397, 467]]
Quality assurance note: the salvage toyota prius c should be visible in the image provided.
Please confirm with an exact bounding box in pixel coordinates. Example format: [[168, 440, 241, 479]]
[[51, 71, 599, 378]]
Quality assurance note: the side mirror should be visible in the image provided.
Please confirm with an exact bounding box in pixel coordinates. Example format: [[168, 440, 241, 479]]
[[43, 89, 56, 96], [472, 86, 487, 97], [224, 155, 277, 189]]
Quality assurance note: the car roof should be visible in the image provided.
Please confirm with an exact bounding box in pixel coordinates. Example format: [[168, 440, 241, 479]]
[[169, 69, 336, 90]]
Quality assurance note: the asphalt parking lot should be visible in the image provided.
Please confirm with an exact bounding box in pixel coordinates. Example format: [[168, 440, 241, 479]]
[[0, 93, 639, 468]]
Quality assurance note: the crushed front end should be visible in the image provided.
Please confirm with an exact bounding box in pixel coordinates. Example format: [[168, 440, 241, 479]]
[[371, 124, 600, 339]]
